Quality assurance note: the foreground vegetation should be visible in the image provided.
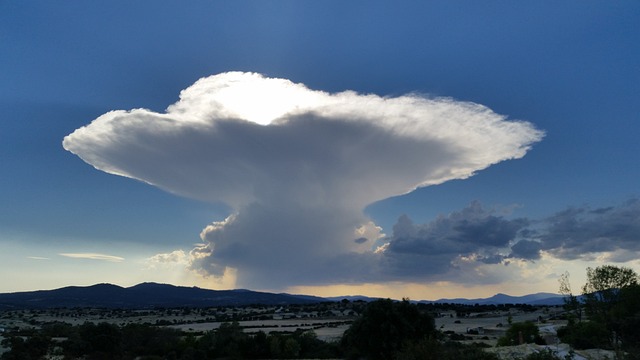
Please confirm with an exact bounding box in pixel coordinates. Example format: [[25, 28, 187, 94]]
[[0, 300, 557, 360], [2, 321, 341, 359], [557, 265, 640, 359], [2, 300, 497, 360], [0, 301, 529, 360]]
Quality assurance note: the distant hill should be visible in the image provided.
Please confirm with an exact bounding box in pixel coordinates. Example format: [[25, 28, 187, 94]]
[[326, 295, 383, 302], [0, 283, 566, 309], [0, 282, 326, 309], [330, 292, 565, 306], [426, 292, 565, 306]]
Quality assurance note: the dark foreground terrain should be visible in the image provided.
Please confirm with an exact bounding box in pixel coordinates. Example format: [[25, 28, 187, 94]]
[[1, 299, 599, 360]]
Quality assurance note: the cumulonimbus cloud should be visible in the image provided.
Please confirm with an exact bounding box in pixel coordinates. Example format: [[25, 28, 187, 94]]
[[63, 71, 543, 289]]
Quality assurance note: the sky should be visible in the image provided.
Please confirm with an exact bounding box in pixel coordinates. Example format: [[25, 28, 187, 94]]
[[1, 1, 639, 300]]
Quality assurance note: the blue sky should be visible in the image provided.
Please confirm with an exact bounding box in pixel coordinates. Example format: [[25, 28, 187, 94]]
[[1, 1, 639, 299]]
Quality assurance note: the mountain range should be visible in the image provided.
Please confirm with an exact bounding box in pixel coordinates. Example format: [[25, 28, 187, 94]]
[[424, 292, 565, 306], [328, 292, 565, 306], [0, 283, 325, 309], [0, 283, 565, 309]]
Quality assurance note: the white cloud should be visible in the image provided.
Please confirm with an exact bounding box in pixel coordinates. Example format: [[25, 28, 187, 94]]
[[59, 253, 124, 262], [64, 71, 543, 289], [145, 250, 190, 268]]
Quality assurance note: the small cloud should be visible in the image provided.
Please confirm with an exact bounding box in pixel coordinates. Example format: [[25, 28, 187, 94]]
[[59, 253, 124, 262], [146, 250, 189, 268], [27, 256, 49, 260], [509, 240, 542, 260], [354, 237, 368, 244], [477, 254, 507, 264]]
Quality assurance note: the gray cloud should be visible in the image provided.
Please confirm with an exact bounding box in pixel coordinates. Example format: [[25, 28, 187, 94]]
[[509, 239, 543, 260], [63, 72, 543, 289], [379, 198, 640, 282], [536, 198, 640, 260], [380, 202, 530, 280], [354, 237, 368, 244]]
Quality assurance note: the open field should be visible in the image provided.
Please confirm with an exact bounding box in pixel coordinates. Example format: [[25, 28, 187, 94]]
[[434, 308, 566, 345], [169, 318, 352, 341], [0, 305, 562, 342], [0, 304, 358, 342]]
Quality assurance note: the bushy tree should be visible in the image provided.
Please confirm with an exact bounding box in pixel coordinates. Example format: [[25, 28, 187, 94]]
[[582, 265, 639, 324], [395, 339, 499, 360], [341, 298, 436, 360], [497, 321, 544, 346], [558, 265, 640, 356], [1, 334, 51, 360]]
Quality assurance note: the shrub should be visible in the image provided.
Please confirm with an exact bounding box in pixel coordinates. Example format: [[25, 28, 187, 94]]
[[497, 321, 544, 346], [556, 321, 611, 350]]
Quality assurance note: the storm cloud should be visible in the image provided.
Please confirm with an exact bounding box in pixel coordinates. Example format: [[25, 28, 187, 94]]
[[380, 202, 531, 281], [380, 198, 640, 285], [63, 72, 543, 289], [536, 198, 640, 261]]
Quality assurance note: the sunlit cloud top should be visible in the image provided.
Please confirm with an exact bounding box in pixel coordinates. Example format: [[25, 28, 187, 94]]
[[63, 71, 543, 209]]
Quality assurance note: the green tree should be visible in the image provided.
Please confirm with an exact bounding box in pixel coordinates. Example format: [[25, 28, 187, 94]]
[[556, 320, 611, 349], [497, 321, 544, 346], [611, 282, 640, 358], [214, 321, 247, 359], [558, 265, 640, 357], [341, 298, 436, 360], [395, 339, 499, 360], [283, 337, 301, 358], [582, 265, 639, 324], [1, 334, 51, 360]]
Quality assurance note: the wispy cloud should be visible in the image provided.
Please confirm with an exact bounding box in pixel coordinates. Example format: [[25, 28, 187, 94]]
[[64, 71, 543, 289], [27, 256, 49, 260], [59, 253, 124, 262]]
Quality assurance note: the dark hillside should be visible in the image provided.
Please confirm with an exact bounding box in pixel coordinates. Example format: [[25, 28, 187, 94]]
[[0, 282, 325, 309]]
